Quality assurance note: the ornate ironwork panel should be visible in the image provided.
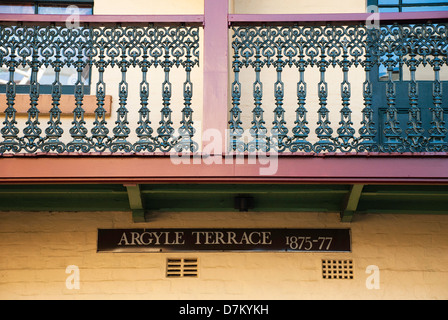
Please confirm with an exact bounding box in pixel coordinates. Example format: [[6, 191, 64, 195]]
[[231, 23, 448, 153], [0, 24, 200, 154]]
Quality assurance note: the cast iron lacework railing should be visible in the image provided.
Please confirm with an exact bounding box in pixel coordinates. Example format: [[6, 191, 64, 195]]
[[230, 22, 448, 153], [0, 24, 200, 154], [0, 17, 447, 156]]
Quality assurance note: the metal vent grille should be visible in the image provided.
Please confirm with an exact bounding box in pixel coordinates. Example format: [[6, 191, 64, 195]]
[[166, 258, 199, 278], [322, 259, 354, 280]]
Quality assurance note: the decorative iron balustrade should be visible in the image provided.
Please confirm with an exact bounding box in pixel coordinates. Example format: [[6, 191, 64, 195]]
[[0, 18, 447, 156], [230, 23, 448, 153], [0, 24, 200, 154]]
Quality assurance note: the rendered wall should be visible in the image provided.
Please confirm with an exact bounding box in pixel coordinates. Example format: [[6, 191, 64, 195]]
[[0, 210, 447, 299], [93, 0, 367, 15], [94, 0, 204, 15], [232, 0, 366, 14]]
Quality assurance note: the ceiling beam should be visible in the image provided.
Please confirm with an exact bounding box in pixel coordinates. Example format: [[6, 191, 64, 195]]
[[340, 184, 364, 223], [125, 184, 145, 223]]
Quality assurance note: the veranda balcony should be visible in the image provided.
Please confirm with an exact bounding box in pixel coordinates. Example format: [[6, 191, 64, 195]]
[[0, 4, 447, 221], [0, 7, 447, 186], [0, 10, 447, 156]]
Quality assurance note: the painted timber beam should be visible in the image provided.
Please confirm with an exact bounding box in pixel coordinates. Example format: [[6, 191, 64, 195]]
[[0, 184, 447, 215], [1, 155, 448, 184], [125, 184, 145, 223], [340, 184, 364, 223]]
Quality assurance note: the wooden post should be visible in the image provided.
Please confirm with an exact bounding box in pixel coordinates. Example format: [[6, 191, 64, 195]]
[[125, 184, 145, 223], [203, 0, 229, 155], [341, 184, 364, 223]]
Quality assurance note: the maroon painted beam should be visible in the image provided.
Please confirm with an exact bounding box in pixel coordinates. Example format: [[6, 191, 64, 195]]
[[0, 14, 204, 24], [2, 11, 446, 25], [0, 155, 447, 185]]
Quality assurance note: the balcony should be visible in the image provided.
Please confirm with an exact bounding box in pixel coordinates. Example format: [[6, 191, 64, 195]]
[[0, 18, 202, 154], [230, 21, 448, 154], [0, 10, 447, 156], [0, 3, 447, 221]]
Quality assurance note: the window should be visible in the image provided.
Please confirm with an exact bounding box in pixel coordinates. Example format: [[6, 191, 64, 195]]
[[366, 0, 448, 149], [0, 1, 93, 94], [0, 0, 93, 15], [369, 0, 448, 12], [368, 0, 448, 81]]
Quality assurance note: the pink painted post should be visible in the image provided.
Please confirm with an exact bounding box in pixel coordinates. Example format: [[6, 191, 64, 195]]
[[203, 0, 229, 155]]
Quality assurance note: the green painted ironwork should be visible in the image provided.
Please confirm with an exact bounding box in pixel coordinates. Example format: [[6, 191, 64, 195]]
[[0, 21, 447, 155], [230, 23, 448, 153], [0, 24, 200, 154]]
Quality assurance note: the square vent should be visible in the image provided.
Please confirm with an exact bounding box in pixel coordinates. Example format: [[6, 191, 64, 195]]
[[166, 258, 199, 278], [322, 259, 353, 280]]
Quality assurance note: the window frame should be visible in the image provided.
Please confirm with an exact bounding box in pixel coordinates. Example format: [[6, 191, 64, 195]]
[[0, 0, 94, 95], [367, 0, 448, 12], [367, 0, 448, 82], [1, 0, 94, 15], [367, 0, 448, 147]]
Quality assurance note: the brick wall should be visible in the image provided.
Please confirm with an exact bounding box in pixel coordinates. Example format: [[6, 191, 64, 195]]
[[0, 211, 447, 299]]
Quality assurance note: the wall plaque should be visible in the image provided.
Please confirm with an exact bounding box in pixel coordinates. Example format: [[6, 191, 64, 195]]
[[97, 229, 351, 253]]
